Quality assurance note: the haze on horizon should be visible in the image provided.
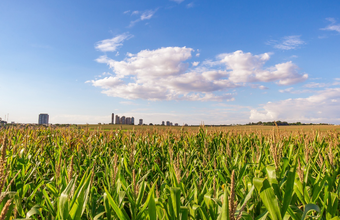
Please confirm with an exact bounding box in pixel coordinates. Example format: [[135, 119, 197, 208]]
[[1, 0, 340, 125]]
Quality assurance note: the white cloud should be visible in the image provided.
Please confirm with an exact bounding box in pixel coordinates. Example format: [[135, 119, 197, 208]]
[[192, 61, 199, 66], [279, 87, 312, 94], [218, 50, 308, 85], [95, 33, 133, 52], [90, 48, 307, 101], [250, 84, 268, 90], [304, 81, 340, 88], [141, 10, 157, 20], [250, 88, 340, 123], [196, 53, 200, 57], [304, 82, 327, 88], [91, 47, 236, 101], [269, 35, 305, 50], [129, 9, 157, 27], [87, 76, 123, 88], [321, 18, 340, 33]]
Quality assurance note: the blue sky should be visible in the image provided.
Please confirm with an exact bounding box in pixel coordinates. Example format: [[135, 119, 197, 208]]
[[1, 0, 340, 125]]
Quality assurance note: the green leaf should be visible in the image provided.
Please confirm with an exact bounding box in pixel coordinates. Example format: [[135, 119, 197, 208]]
[[149, 193, 156, 220], [104, 188, 130, 220], [104, 192, 112, 220], [58, 178, 75, 220], [301, 204, 320, 220], [69, 174, 91, 220], [266, 166, 282, 201], [281, 164, 296, 217], [94, 211, 105, 220], [26, 205, 44, 219], [169, 187, 181, 219], [254, 178, 282, 220]]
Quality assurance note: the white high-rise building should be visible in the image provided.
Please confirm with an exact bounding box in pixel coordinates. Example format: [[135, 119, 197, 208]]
[[38, 114, 49, 125]]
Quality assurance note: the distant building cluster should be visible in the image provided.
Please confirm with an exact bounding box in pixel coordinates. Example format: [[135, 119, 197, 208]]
[[162, 121, 179, 126], [0, 117, 7, 126], [38, 114, 49, 125], [112, 113, 136, 125]]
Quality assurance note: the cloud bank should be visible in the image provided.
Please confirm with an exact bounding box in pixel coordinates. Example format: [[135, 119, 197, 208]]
[[88, 47, 308, 101], [250, 88, 340, 123]]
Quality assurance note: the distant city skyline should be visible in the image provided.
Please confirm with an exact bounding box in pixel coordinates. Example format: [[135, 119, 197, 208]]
[[1, 1, 340, 125], [113, 113, 135, 125]]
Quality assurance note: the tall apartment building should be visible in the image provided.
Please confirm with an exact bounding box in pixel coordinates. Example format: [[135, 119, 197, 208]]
[[111, 113, 114, 124], [166, 121, 170, 126], [38, 114, 49, 125], [126, 117, 131, 125], [121, 116, 126, 125], [115, 115, 120, 124], [162, 121, 165, 126], [139, 119, 143, 125], [131, 117, 135, 125]]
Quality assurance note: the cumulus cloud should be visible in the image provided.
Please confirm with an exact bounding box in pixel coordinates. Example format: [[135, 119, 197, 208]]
[[192, 61, 199, 66], [89, 47, 307, 101], [250, 88, 340, 123], [218, 50, 308, 85], [269, 35, 305, 50], [95, 33, 133, 52], [321, 18, 340, 33]]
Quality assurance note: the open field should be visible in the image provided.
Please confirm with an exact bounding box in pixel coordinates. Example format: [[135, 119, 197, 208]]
[[80, 124, 340, 132], [0, 126, 339, 219]]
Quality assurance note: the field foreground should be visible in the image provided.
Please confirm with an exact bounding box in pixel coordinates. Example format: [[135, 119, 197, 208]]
[[0, 126, 339, 219]]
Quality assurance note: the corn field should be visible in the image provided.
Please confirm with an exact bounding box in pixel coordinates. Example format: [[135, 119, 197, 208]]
[[0, 126, 339, 219]]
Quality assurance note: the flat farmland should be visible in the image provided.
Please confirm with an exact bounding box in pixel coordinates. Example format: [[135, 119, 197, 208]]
[[0, 125, 339, 219]]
